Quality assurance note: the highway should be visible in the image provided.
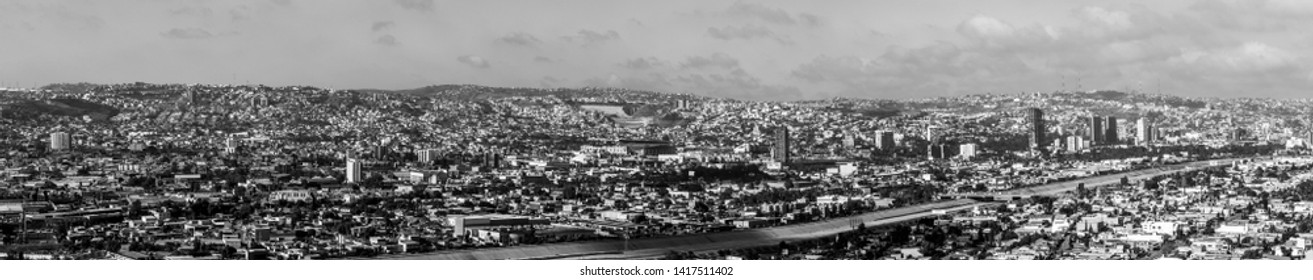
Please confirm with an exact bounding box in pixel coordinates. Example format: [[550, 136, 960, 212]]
[[561, 202, 988, 260], [1001, 157, 1244, 197], [372, 157, 1248, 260]]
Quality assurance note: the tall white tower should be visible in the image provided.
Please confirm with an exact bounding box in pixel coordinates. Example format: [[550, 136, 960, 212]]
[[50, 132, 71, 150], [346, 158, 363, 183], [1136, 118, 1153, 145]]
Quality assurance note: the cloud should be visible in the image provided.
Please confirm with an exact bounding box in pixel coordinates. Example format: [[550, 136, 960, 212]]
[[1192, 0, 1313, 17], [1169, 42, 1299, 73], [955, 15, 1057, 50], [792, 56, 953, 98], [371, 21, 394, 32], [587, 52, 799, 100], [707, 25, 781, 41], [0, 21, 36, 32], [958, 15, 1016, 39], [496, 32, 541, 46], [375, 34, 398, 46], [725, 2, 795, 25], [798, 13, 822, 26], [160, 28, 214, 39], [619, 57, 664, 70], [563, 29, 620, 45], [14, 0, 1313, 101], [675, 69, 803, 100], [1187, 0, 1313, 33], [1076, 6, 1133, 30], [585, 73, 675, 90], [457, 55, 490, 68], [225, 5, 256, 22], [792, 56, 868, 84], [393, 0, 434, 11], [539, 76, 566, 87], [790, 42, 1009, 98], [43, 6, 106, 31], [168, 6, 213, 17], [1151, 41, 1313, 97], [786, 3, 1313, 99], [719, 2, 822, 27], [681, 53, 740, 69]]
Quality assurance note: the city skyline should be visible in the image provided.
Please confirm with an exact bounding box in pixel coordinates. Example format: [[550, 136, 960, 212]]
[[1, 78, 1311, 261], [3, 0, 1313, 101], [7, 0, 1313, 265]]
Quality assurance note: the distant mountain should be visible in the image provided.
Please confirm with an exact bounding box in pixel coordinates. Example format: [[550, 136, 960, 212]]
[[362, 84, 710, 103], [1058, 90, 1207, 109]]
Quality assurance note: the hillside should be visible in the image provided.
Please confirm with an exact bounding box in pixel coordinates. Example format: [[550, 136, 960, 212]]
[[0, 97, 119, 121]]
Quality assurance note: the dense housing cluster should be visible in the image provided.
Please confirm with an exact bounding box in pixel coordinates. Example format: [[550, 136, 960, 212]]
[[0, 84, 1301, 260]]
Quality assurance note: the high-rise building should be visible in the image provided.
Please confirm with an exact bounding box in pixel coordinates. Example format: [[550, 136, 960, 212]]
[[346, 158, 363, 183], [674, 100, 692, 110], [1089, 116, 1104, 144], [874, 131, 895, 150], [1136, 118, 1153, 145], [772, 127, 790, 163], [1232, 128, 1245, 141], [1028, 108, 1045, 150], [842, 134, 855, 149], [927, 143, 957, 160], [372, 145, 390, 160], [416, 149, 440, 164], [925, 126, 938, 143], [1105, 116, 1119, 144], [959, 143, 978, 158], [50, 132, 70, 151], [1066, 135, 1086, 153], [484, 153, 502, 169]]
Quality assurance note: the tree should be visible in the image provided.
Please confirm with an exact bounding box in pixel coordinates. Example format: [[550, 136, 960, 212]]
[[1241, 249, 1264, 259], [234, 204, 254, 220], [562, 186, 579, 199], [128, 200, 144, 218], [190, 199, 212, 218], [361, 173, 385, 189]]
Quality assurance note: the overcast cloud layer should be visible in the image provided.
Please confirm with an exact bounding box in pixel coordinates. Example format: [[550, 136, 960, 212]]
[[1, 0, 1311, 100]]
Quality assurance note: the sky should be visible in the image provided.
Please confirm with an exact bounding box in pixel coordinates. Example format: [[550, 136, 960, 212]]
[[1, 0, 1312, 100]]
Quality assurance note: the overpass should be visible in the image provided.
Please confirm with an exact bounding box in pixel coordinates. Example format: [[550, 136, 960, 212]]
[[943, 158, 1242, 201], [372, 157, 1250, 260]]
